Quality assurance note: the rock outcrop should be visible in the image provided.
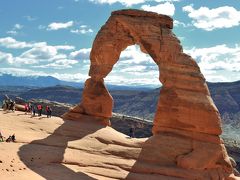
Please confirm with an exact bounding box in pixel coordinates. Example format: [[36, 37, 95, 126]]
[[62, 9, 237, 179]]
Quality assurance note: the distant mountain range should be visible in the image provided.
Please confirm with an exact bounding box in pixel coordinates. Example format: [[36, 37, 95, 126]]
[[0, 74, 83, 88], [0, 74, 155, 91]]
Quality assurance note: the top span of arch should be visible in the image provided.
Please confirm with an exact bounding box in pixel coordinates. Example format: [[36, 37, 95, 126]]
[[111, 9, 173, 29]]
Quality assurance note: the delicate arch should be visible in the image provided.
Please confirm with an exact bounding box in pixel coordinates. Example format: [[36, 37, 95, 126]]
[[63, 9, 221, 136], [61, 10, 236, 178]]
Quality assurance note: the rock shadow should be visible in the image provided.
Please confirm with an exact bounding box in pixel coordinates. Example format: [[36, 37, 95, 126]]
[[18, 119, 104, 180]]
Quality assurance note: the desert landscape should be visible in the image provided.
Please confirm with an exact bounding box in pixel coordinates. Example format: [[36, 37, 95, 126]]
[[0, 110, 150, 180], [0, 109, 239, 180], [1, 9, 239, 179], [1, 0, 240, 179]]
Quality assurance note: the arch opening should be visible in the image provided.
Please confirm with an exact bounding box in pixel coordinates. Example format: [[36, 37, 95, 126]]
[[105, 44, 161, 137]]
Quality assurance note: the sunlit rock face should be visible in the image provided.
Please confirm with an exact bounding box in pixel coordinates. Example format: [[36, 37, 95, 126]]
[[62, 9, 237, 179]]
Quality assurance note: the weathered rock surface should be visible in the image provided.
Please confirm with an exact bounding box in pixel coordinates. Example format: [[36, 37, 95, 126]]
[[61, 9, 237, 179]]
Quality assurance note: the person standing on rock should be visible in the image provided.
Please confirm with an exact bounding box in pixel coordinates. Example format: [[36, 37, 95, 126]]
[[0, 131, 4, 142], [48, 106, 52, 118], [46, 105, 52, 118], [6, 135, 12, 142], [24, 103, 29, 114], [9, 100, 15, 112], [129, 125, 135, 138], [30, 104, 36, 117], [11, 134, 16, 142], [2, 100, 6, 110], [37, 104, 42, 116]]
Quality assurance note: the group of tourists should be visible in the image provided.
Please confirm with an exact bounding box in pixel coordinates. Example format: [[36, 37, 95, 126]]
[[24, 103, 52, 118], [1, 94, 53, 118], [0, 131, 15, 143], [2, 95, 15, 112]]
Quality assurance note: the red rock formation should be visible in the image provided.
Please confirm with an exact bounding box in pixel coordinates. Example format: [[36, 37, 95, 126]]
[[62, 9, 237, 179]]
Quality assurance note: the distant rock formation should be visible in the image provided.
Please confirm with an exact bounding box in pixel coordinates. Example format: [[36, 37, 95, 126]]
[[62, 9, 237, 179]]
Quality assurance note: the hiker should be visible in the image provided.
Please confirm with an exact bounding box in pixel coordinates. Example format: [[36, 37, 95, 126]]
[[5, 100, 9, 111], [48, 106, 52, 118], [24, 103, 29, 114], [46, 106, 52, 118], [129, 126, 135, 138], [31, 105, 36, 116], [6, 136, 12, 142], [37, 104, 42, 116], [9, 100, 15, 112], [2, 100, 5, 109], [11, 134, 16, 142], [0, 131, 4, 142], [4, 95, 11, 111], [24, 103, 27, 114], [29, 103, 33, 114]]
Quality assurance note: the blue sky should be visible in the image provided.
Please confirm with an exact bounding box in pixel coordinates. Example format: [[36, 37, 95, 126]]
[[0, 0, 240, 86]]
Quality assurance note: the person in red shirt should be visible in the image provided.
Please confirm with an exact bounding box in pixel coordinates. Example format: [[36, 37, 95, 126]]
[[24, 103, 29, 114], [46, 105, 52, 118], [37, 104, 42, 116]]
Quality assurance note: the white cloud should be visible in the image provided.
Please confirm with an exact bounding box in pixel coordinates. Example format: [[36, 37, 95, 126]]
[[0, 68, 46, 77], [6, 30, 18, 35], [71, 25, 93, 34], [70, 48, 91, 60], [24, 16, 37, 21], [105, 74, 160, 86], [89, 0, 179, 7], [173, 20, 191, 28], [0, 51, 14, 64], [0, 68, 87, 82], [0, 37, 75, 50], [38, 25, 46, 30], [54, 45, 75, 50], [14, 24, 23, 30], [20, 46, 58, 60], [141, 2, 175, 16], [51, 72, 88, 82], [89, 0, 145, 6], [183, 5, 240, 31], [17, 46, 74, 65], [34, 59, 78, 69], [118, 45, 154, 65], [155, 0, 179, 2], [6, 24, 24, 36], [47, 21, 74, 31], [0, 37, 34, 49], [184, 44, 240, 82], [0, 37, 77, 66], [106, 45, 159, 86]]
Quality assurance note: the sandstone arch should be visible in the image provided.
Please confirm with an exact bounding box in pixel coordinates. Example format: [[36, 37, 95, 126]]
[[62, 9, 235, 178], [64, 9, 221, 136]]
